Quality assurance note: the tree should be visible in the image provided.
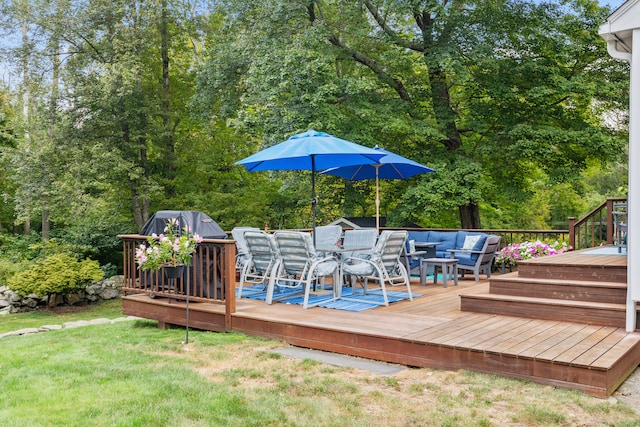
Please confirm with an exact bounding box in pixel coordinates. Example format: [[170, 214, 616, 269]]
[[194, 0, 627, 229]]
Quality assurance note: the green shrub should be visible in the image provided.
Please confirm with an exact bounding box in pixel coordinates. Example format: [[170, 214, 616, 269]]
[[0, 258, 32, 287], [0, 232, 42, 262], [7, 253, 105, 297]]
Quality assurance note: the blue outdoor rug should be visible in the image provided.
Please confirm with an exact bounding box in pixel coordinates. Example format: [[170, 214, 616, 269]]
[[238, 285, 419, 312]]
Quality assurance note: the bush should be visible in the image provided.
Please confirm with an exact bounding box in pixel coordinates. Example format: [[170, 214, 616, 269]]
[[0, 232, 43, 262], [7, 253, 105, 297], [0, 258, 31, 287]]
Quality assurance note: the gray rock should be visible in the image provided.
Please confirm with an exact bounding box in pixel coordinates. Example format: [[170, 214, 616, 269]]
[[103, 276, 124, 289], [14, 328, 40, 335], [0, 299, 10, 308], [48, 294, 64, 307], [63, 320, 90, 329], [39, 324, 63, 331], [99, 288, 121, 300], [65, 293, 81, 305], [7, 291, 21, 303], [22, 298, 38, 308]]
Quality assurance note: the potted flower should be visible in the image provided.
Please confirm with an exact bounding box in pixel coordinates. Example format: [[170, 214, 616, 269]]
[[496, 240, 570, 273], [135, 218, 203, 277]]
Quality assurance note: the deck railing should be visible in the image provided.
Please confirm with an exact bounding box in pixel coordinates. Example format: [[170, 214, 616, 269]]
[[120, 199, 623, 311], [398, 228, 570, 246], [120, 235, 237, 312], [568, 197, 627, 250]]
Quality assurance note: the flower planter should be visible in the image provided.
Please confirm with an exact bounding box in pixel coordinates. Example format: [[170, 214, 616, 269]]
[[499, 264, 516, 274], [163, 265, 185, 279]]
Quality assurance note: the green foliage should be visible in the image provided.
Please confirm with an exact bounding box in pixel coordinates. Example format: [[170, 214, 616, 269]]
[[0, 232, 43, 262], [191, 0, 627, 230], [0, 0, 631, 240], [0, 258, 31, 287], [101, 263, 118, 279], [7, 253, 104, 297]]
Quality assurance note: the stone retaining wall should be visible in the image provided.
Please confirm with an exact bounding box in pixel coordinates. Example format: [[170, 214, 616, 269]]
[[0, 275, 124, 315]]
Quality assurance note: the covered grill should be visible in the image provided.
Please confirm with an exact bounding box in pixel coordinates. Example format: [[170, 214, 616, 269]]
[[140, 210, 227, 239]]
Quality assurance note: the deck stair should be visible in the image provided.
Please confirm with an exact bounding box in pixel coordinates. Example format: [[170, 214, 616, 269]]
[[461, 252, 634, 328]]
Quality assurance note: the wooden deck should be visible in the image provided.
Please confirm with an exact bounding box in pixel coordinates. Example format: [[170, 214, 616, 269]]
[[122, 249, 640, 398]]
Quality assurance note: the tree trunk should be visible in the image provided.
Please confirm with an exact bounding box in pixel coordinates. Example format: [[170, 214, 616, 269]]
[[159, 0, 176, 194], [42, 209, 50, 240], [131, 186, 149, 230], [459, 203, 481, 229], [21, 21, 31, 234]]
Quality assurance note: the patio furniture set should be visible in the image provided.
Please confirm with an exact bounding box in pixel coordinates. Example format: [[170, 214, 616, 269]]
[[233, 226, 502, 309], [234, 225, 411, 309], [402, 230, 502, 285]]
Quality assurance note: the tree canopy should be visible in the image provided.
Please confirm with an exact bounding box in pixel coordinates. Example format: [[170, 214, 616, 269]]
[[0, 0, 629, 252]]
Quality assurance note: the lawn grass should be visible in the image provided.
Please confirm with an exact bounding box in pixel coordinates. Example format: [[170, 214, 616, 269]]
[[1, 301, 640, 426], [0, 299, 124, 334]]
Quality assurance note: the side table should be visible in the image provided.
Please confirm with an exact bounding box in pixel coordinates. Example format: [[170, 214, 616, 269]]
[[420, 258, 458, 288]]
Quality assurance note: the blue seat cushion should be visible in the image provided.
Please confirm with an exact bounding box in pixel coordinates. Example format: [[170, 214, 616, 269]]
[[406, 231, 431, 253], [428, 231, 457, 258], [456, 253, 476, 266]]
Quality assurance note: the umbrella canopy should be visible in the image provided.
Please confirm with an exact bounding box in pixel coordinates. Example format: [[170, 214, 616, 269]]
[[321, 146, 435, 231], [236, 129, 385, 239]]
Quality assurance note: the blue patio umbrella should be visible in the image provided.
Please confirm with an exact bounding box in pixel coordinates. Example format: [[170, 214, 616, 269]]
[[321, 146, 435, 231], [236, 129, 385, 239]]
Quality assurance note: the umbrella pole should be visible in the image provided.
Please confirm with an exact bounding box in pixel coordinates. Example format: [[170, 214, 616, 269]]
[[311, 155, 317, 246], [375, 166, 380, 233]]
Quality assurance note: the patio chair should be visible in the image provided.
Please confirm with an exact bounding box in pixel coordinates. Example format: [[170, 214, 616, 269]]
[[231, 226, 260, 273], [613, 202, 627, 253], [266, 231, 339, 309], [238, 230, 279, 298], [340, 230, 412, 306], [448, 235, 501, 282], [314, 225, 343, 257], [341, 228, 378, 260]]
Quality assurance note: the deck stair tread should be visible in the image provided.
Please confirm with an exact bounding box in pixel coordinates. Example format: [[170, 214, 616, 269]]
[[490, 275, 626, 290], [488, 275, 627, 304], [462, 293, 625, 311]]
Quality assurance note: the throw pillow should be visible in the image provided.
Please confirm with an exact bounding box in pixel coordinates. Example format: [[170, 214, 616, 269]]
[[409, 239, 416, 254], [462, 235, 481, 250]]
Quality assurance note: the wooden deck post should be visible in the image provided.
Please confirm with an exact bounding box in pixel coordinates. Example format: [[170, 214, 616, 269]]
[[568, 217, 576, 250], [606, 199, 614, 245], [224, 241, 237, 331]]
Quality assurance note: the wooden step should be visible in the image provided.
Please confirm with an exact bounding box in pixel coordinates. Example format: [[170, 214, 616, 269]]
[[517, 260, 627, 283], [460, 293, 632, 328], [489, 274, 627, 305]]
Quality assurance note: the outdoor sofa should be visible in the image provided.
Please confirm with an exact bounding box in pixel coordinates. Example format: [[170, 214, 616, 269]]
[[403, 230, 501, 282]]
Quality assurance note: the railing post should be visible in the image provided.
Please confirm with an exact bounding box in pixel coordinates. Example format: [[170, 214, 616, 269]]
[[568, 217, 576, 250], [224, 242, 237, 330], [606, 198, 614, 245]]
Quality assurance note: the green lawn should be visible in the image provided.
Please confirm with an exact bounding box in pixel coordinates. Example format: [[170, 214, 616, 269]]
[[1, 301, 639, 426], [0, 299, 124, 334]]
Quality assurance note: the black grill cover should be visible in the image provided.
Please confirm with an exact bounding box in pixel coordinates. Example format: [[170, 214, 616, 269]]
[[140, 210, 227, 239]]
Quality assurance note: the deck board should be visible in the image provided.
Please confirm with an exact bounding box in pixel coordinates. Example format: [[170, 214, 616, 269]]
[[553, 327, 618, 365]]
